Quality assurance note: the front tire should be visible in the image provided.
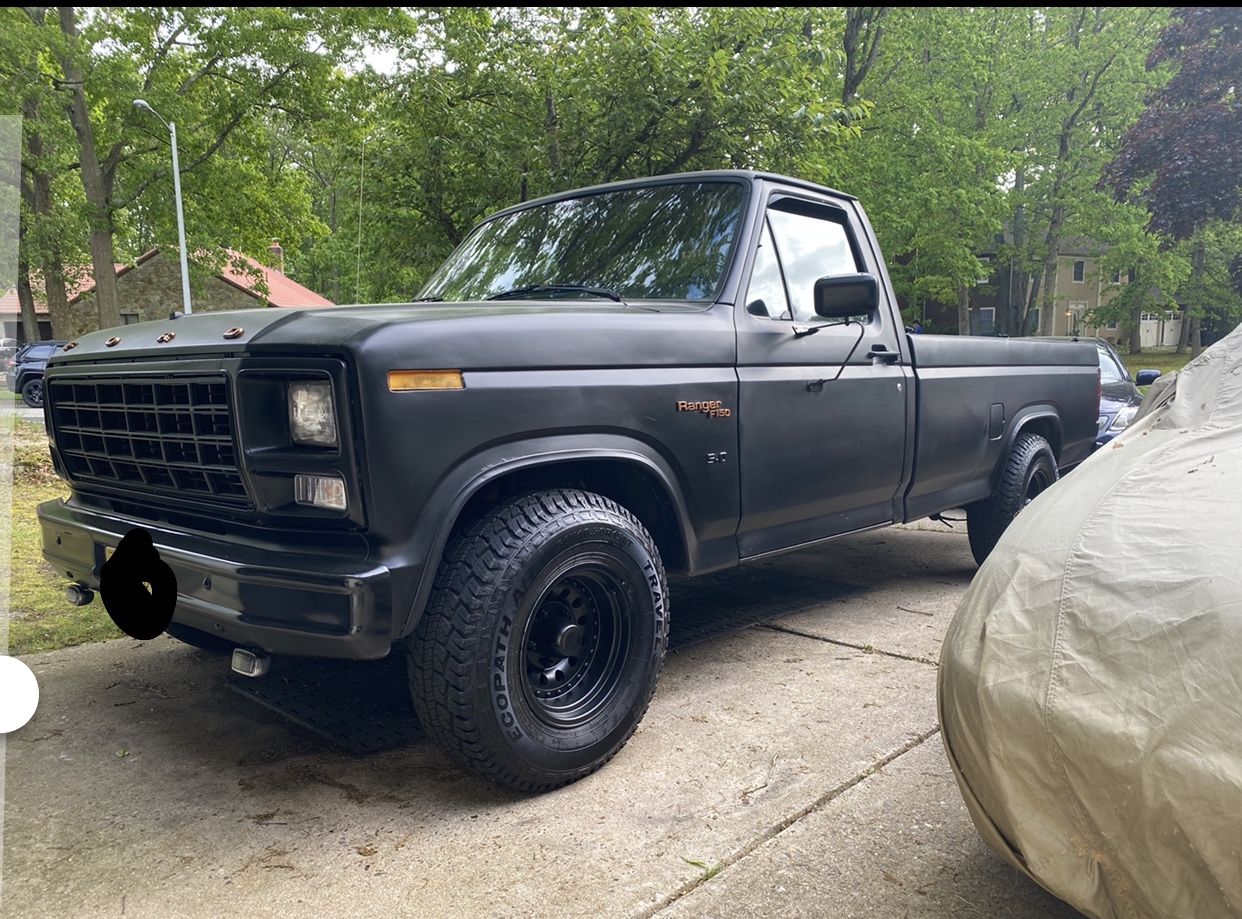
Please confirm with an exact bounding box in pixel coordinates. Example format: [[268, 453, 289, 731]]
[[21, 377, 42, 408], [410, 489, 668, 791], [966, 433, 1058, 566]]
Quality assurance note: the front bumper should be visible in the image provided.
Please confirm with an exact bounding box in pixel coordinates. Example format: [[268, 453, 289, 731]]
[[38, 498, 394, 659]]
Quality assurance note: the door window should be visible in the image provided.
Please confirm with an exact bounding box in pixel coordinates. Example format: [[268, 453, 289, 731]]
[[742, 220, 790, 320], [765, 205, 859, 322]]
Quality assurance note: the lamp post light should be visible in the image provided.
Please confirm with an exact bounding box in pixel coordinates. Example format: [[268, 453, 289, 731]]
[[133, 99, 192, 315]]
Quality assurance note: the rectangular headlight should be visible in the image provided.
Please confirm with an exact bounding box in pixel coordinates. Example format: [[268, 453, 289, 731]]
[[288, 380, 337, 447], [294, 473, 347, 511]]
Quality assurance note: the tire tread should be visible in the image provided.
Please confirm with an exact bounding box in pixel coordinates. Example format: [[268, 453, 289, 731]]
[[409, 488, 667, 792], [966, 433, 1057, 565]]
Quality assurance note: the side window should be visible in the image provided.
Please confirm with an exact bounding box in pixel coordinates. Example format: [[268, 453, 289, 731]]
[[743, 219, 790, 320], [766, 205, 859, 322]]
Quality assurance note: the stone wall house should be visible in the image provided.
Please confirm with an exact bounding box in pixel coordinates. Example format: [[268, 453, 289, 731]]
[[62, 247, 334, 339], [2, 247, 335, 342], [0, 289, 54, 343]]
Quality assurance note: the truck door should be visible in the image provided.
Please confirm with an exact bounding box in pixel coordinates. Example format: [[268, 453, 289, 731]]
[[735, 193, 909, 558]]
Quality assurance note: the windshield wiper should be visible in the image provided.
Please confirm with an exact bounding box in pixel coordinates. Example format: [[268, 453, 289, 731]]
[[410, 296, 444, 302], [485, 284, 624, 303]]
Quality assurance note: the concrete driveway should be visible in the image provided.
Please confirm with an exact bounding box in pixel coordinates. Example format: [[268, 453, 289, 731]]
[[1, 526, 1078, 919], [0, 399, 45, 425]]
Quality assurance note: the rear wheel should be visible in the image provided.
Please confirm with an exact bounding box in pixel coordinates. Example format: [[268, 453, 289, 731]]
[[21, 377, 42, 408], [409, 488, 668, 791], [966, 433, 1058, 566]]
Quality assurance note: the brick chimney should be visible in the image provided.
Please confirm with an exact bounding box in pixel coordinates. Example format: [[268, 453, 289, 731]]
[[268, 239, 284, 273]]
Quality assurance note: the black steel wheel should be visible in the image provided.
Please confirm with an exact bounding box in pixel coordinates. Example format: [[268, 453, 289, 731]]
[[409, 488, 668, 791], [21, 377, 42, 408], [966, 433, 1059, 566]]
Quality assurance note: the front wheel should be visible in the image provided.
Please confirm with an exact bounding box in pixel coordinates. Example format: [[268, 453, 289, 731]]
[[966, 433, 1058, 566], [21, 377, 42, 408], [409, 489, 669, 791]]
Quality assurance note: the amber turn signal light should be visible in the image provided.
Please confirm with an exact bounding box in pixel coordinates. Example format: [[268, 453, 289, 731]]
[[387, 370, 465, 392]]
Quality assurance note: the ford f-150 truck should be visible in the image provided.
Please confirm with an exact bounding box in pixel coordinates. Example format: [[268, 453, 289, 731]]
[[39, 171, 1099, 790]]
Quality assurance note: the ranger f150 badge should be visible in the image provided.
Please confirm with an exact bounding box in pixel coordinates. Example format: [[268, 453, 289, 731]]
[[677, 399, 732, 418]]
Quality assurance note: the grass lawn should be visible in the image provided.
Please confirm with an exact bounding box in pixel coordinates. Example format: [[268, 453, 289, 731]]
[[1119, 348, 1194, 378], [6, 419, 124, 654]]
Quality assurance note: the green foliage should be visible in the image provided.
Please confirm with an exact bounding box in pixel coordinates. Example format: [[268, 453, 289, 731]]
[[1105, 7, 1242, 239], [4, 4, 1217, 334], [1176, 223, 1242, 341]]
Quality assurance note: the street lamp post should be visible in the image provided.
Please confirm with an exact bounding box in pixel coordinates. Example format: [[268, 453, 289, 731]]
[[133, 99, 192, 315]]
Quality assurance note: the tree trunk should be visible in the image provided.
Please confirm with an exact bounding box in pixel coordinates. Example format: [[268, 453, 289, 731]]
[[23, 103, 73, 339], [1010, 164, 1026, 335], [1128, 305, 1142, 354], [842, 8, 888, 103], [957, 285, 970, 335], [1189, 314, 1202, 357], [1037, 201, 1066, 335], [43, 254, 71, 340], [57, 6, 121, 331], [1177, 238, 1206, 354], [544, 89, 562, 181], [16, 255, 42, 343]]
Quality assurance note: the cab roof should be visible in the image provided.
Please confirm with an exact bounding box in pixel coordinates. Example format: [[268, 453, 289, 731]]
[[487, 170, 858, 224]]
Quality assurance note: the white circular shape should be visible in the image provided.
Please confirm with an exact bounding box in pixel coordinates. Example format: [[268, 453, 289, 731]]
[[0, 656, 40, 733]]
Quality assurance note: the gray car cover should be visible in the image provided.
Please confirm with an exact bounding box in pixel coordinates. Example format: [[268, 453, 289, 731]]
[[939, 322, 1242, 919]]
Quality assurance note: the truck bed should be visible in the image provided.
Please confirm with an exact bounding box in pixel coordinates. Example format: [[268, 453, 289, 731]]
[[902, 334, 1099, 521]]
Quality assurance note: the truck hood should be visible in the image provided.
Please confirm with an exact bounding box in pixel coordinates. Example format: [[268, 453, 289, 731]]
[[49, 300, 736, 370]]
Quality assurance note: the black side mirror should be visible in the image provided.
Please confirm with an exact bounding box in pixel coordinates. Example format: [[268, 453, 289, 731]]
[[1135, 369, 1161, 386], [813, 273, 879, 319]]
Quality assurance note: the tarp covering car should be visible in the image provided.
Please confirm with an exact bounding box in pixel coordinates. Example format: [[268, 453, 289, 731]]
[[939, 323, 1242, 919]]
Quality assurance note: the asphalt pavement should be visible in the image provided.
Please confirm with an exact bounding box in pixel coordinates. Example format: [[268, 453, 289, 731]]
[[0, 525, 1079, 919]]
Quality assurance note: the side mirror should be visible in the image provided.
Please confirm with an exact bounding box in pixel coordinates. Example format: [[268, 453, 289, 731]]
[[1135, 369, 1161, 386], [813, 273, 879, 319]]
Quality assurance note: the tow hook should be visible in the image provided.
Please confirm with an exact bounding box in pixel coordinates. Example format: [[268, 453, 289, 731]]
[[66, 583, 95, 607], [230, 648, 272, 679]]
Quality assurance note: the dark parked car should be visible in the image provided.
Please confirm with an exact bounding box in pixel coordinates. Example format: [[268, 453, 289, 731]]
[[7, 340, 68, 408], [1095, 339, 1162, 446], [1033, 337, 1160, 448], [38, 171, 1100, 790]]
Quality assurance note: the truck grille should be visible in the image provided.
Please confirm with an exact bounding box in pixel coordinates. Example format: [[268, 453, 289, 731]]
[[49, 375, 250, 507]]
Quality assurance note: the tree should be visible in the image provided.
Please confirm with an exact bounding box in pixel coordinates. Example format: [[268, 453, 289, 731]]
[[14, 7, 384, 332], [348, 7, 870, 300], [1104, 7, 1242, 355]]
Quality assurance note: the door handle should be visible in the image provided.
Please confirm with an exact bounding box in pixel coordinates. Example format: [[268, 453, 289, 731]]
[[869, 345, 901, 365]]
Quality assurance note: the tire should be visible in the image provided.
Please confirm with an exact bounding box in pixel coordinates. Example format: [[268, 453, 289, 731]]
[[21, 377, 42, 408], [966, 433, 1058, 566], [409, 488, 668, 791]]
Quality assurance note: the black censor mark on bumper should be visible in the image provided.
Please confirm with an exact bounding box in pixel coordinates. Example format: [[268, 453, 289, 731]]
[[99, 528, 178, 640]]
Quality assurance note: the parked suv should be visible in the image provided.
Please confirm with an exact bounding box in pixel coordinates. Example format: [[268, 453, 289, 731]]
[[8, 340, 67, 407]]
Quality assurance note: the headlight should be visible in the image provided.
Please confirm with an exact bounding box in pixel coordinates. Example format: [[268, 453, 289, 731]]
[[1097, 415, 1110, 436], [1111, 405, 1138, 432], [288, 380, 337, 447]]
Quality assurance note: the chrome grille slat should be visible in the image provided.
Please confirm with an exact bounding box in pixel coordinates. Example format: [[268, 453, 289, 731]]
[[49, 375, 250, 507]]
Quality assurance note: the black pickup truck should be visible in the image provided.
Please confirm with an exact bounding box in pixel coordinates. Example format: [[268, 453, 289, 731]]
[[39, 171, 1098, 790]]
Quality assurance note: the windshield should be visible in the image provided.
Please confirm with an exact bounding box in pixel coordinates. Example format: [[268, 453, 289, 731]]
[[418, 180, 748, 303], [1097, 344, 1126, 383]]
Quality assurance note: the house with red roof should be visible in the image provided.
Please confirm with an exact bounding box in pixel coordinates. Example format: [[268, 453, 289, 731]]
[[1, 243, 334, 343]]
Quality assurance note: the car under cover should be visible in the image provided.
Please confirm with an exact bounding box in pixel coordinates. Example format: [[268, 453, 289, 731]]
[[938, 322, 1242, 918]]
